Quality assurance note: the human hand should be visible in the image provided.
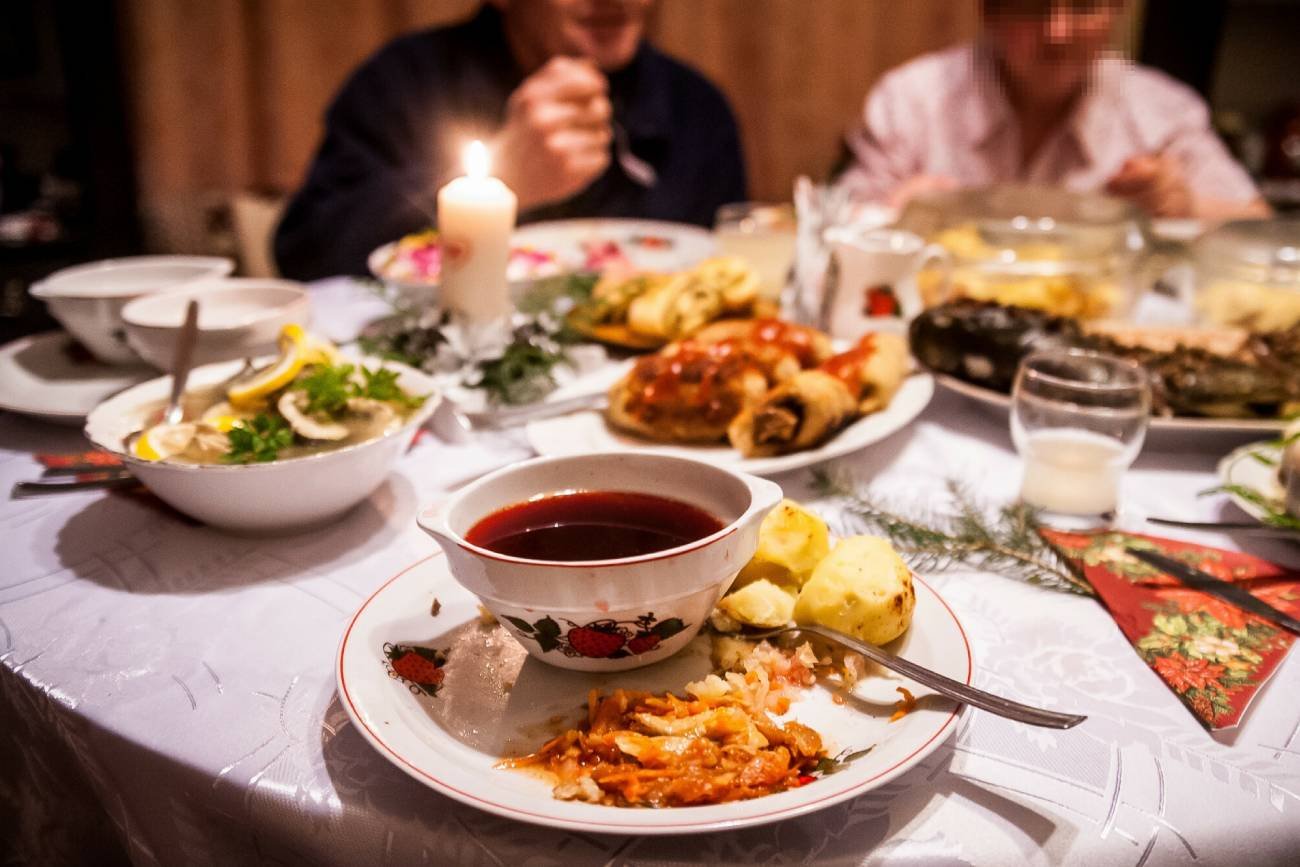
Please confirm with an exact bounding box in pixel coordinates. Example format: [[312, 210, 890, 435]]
[[492, 57, 612, 211], [1105, 153, 1193, 218], [885, 175, 959, 209]]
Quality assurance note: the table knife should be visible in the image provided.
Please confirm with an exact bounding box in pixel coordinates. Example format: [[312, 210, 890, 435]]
[[1126, 547, 1300, 636], [1147, 517, 1300, 541]]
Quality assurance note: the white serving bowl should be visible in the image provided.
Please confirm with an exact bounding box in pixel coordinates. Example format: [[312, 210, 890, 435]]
[[122, 278, 312, 370], [417, 453, 783, 673], [84, 355, 438, 533], [30, 255, 234, 364]]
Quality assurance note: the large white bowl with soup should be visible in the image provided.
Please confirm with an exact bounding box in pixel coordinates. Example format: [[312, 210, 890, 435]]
[[85, 353, 438, 533], [122, 278, 312, 370], [30, 255, 234, 364]]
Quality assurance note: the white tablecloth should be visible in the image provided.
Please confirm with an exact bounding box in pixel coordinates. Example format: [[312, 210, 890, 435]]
[[2, 279, 1299, 866]]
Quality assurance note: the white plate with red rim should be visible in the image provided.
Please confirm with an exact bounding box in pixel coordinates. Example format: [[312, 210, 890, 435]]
[[524, 372, 934, 478], [335, 550, 970, 835]]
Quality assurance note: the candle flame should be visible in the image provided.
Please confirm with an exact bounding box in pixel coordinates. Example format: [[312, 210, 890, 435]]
[[465, 140, 489, 180]]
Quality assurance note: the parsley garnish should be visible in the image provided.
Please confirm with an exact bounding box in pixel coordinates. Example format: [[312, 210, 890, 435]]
[[297, 363, 355, 415], [812, 747, 874, 777], [223, 414, 294, 463], [357, 366, 426, 409], [295, 362, 426, 415]]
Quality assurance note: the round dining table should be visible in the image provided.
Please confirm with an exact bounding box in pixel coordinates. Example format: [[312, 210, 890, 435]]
[[1, 278, 1298, 867]]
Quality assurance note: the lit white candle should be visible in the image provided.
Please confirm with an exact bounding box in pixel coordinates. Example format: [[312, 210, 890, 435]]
[[436, 140, 517, 323]]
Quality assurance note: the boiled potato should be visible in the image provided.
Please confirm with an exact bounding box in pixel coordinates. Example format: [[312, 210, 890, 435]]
[[794, 536, 914, 645], [730, 500, 831, 593], [716, 578, 797, 629]]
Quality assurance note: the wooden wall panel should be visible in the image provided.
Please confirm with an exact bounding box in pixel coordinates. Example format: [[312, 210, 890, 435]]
[[650, 1, 979, 199], [119, 0, 978, 251]]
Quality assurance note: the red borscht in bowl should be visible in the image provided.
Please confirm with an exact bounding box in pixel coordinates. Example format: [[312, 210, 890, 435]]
[[417, 453, 782, 672]]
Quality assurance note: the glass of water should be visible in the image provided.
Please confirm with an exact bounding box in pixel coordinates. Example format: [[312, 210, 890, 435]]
[[1010, 349, 1151, 528], [714, 202, 797, 302]]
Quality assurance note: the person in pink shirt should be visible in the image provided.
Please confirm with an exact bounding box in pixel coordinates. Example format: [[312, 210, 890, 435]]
[[838, 0, 1271, 220]]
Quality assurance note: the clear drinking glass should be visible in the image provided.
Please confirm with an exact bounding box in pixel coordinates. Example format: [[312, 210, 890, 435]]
[[1010, 349, 1151, 528], [714, 202, 798, 302]]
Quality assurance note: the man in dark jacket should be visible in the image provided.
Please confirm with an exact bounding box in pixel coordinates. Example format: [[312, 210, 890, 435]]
[[275, 0, 747, 280]]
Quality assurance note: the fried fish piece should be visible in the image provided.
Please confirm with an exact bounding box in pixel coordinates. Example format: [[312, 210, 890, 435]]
[[586, 270, 674, 325], [626, 273, 724, 340], [909, 300, 1300, 418], [625, 257, 762, 339], [690, 256, 761, 313]]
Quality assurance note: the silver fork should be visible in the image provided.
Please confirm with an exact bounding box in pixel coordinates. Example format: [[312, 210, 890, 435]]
[[746, 624, 1087, 730], [612, 121, 657, 188]]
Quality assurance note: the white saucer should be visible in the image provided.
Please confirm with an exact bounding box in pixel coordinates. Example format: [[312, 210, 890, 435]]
[[0, 331, 152, 425]]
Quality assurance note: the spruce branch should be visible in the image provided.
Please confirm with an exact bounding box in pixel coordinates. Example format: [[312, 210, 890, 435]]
[[812, 469, 1095, 597]]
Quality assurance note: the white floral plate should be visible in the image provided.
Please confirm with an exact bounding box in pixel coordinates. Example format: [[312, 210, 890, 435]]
[[335, 551, 969, 835], [369, 218, 716, 307], [512, 218, 716, 273], [525, 373, 934, 477]]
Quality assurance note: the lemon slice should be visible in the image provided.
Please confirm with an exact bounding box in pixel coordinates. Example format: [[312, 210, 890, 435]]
[[302, 332, 342, 366], [226, 324, 331, 408], [133, 423, 197, 461], [200, 401, 256, 432], [206, 415, 244, 433]]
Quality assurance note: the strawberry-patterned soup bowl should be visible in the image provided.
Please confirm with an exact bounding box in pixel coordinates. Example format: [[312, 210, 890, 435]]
[[416, 453, 783, 672]]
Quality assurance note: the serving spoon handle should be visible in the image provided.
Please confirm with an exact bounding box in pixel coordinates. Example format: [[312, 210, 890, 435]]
[[746, 623, 1086, 730], [162, 300, 201, 426]]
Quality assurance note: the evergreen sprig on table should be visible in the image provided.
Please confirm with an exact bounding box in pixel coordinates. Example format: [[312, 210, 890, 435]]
[[357, 273, 598, 405], [811, 469, 1095, 597]]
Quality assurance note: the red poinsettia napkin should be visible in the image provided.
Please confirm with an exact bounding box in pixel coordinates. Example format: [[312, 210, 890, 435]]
[[1041, 529, 1300, 731]]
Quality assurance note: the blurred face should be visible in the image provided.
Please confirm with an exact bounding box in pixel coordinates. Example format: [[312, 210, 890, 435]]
[[494, 0, 654, 72], [983, 0, 1126, 107]]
